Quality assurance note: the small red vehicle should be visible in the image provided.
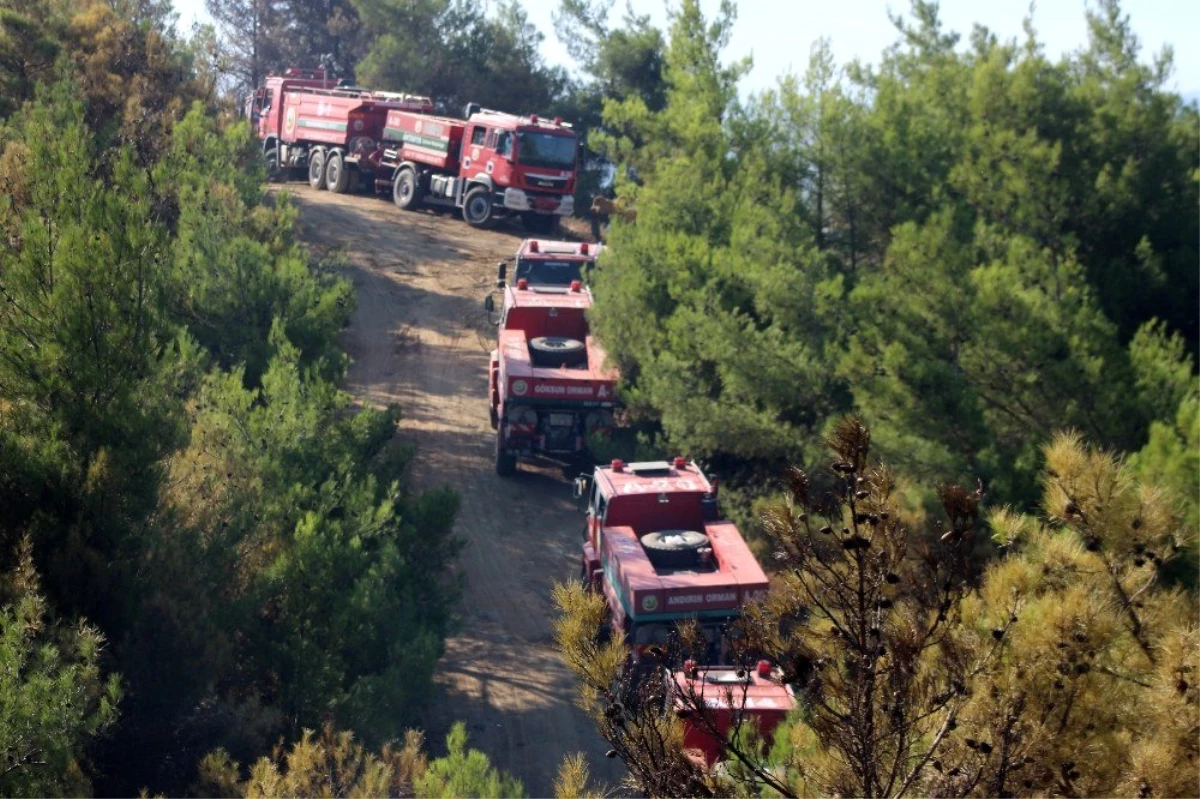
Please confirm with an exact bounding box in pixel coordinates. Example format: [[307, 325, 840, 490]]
[[669, 660, 797, 767], [497, 238, 604, 288], [574, 459, 769, 664], [246, 68, 433, 192], [378, 105, 579, 233], [485, 240, 615, 475]]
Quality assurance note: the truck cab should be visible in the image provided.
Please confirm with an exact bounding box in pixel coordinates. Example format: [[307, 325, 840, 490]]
[[668, 660, 797, 767], [495, 239, 601, 289], [574, 459, 769, 665], [461, 110, 577, 228], [249, 68, 332, 151]]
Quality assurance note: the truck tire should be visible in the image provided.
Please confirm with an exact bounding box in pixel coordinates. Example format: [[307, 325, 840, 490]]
[[529, 336, 586, 368], [325, 151, 350, 193], [264, 148, 282, 183], [640, 529, 711, 569], [494, 428, 517, 477], [393, 168, 423, 210], [463, 185, 496, 228], [308, 150, 327, 190], [489, 403, 499, 430], [522, 212, 559, 235]]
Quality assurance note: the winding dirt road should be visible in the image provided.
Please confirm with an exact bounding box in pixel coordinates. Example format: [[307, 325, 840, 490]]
[[286, 186, 621, 797]]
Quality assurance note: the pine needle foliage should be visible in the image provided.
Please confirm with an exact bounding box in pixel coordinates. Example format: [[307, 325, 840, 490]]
[[556, 420, 1199, 797]]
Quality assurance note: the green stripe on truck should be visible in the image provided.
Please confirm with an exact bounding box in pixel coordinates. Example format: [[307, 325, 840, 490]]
[[383, 128, 451, 152], [298, 119, 348, 132]]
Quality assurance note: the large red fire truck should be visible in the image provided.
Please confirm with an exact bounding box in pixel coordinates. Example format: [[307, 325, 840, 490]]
[[246, 68, 433, 192], [574, 459, 769, 664], [669, 659, 797, 767], [375, 104, 578, 232], [484, 240, 614, 475]]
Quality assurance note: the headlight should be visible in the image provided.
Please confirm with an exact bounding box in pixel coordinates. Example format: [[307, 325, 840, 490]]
[[514, 407, 538, 425]]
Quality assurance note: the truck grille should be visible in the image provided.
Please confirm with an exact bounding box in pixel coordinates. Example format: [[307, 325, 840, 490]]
[[524, 175, 567, 190]]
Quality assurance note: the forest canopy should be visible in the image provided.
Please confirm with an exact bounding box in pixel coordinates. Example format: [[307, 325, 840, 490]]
[[0, 0, 1195, 795]]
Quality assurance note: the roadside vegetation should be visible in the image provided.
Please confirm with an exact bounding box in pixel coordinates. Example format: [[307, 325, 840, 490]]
[[0, 1, 468, 795], [1, 0, 1194, 795], [586, 0, 1197, 517], [553, 1, 1199, 796]]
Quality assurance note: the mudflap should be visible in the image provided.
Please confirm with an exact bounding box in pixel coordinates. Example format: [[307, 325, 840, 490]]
[[488, 353, 500, 430]]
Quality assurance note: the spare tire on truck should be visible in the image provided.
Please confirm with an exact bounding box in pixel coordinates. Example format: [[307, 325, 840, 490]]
[[529, 336, 585, 368], [640, 530, 711, 569]]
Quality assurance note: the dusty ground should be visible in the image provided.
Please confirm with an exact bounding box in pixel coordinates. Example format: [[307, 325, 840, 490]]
[[284, 184, 621, 797]]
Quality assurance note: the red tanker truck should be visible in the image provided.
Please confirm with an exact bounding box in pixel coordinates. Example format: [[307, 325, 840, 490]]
[[246, 68, 433, 192], [375, 104, 579, 233], [484, 239, 615, 475], [574, 458, 770, 665]]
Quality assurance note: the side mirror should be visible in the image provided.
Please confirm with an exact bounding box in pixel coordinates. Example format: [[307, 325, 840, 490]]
[[496, 261, 507, 288], [573, 475, 591, 500], [484, 293, 501, 326]]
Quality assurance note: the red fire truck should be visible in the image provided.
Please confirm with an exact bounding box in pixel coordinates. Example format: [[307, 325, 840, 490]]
[[495, 238, 604, 288], [245, 68, 433, 192], [374, 104, 579, 232], [484, 240, 615, 475], [574, 459, 769, 664], [669, 660, 797, 768]]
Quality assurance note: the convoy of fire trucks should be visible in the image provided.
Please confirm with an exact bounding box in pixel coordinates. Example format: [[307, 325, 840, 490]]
[[247, 68, 577, 232], [247, 67, 783, 771]]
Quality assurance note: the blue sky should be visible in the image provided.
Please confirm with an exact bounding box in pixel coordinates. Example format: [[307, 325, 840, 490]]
[[174, 0, 1200, 99]]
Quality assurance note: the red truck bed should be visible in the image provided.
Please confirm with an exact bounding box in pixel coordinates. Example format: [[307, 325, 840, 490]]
[[382, 110, 465, 170], [601, 521, 769, 616], [499, 331, 617, 404], [280, 88, 429, 148]]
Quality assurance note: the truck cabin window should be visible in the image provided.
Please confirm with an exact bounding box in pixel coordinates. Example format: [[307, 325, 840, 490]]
[[514, 258, 586, 286], [471, 126, 487, 146], [516, 132, 577, 169], [496, 131, 513, 159]]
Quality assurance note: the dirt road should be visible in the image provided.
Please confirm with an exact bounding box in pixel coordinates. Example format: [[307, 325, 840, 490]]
[[286, 186, 621, 797]]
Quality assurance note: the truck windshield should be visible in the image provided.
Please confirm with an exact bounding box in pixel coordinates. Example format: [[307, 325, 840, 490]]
[[517, 132, 577, 169], [514, 258, 586, 285]]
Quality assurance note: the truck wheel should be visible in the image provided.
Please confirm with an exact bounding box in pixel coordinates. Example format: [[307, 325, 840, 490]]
[[325, 151, 350, 193], [264, 148, 282, 183], [640, 529, 711, 569], [529, 336, 586, 368], [393, 168, 423, 210], [494, 428, 517, 477], [463, 185, 496, 228], [489, 403, 499, 430], [308, 151, 327, 190], [522, 212, 558, 235]]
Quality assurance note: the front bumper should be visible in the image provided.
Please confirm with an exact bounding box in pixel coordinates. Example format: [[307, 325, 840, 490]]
[[502, 189, 574, 216]]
